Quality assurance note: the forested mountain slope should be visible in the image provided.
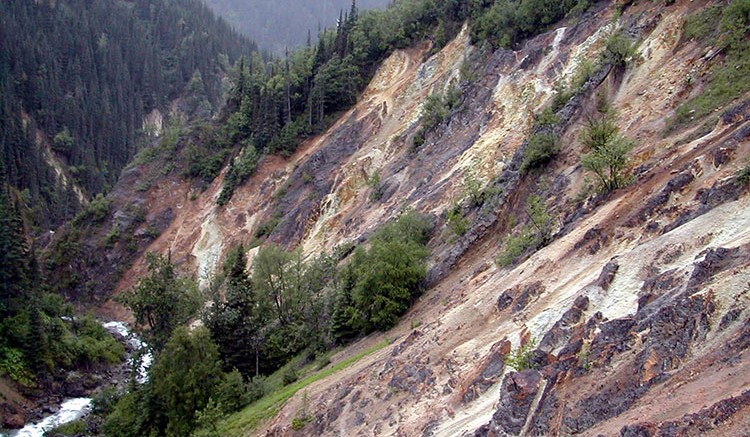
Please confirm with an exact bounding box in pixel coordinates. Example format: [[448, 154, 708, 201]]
[[92, 0, 750, 435], [0, 0, 256, 229], [4, 0, 750, 435]]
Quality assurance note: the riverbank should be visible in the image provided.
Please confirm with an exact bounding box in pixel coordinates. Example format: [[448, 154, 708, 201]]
[[0, 322, 147, 436]]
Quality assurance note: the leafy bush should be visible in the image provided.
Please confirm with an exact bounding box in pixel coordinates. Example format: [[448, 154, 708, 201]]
[[52, 128, 75, 156], [601, 31, 638, 67], [472, 0, 595, 49], [331, 210, 432, 336], [0, 348, 35, 386], [506, 338, 538, 371], [254, 214, 282, 239], [497, 231, 537, 267], [463, 170, 484, 207], [684, 5, 722, 41], [497, 196, 553, 266], [447, 203, 469, 236], [521, 132, 560, 174], [92, 386, 121, 415], [72, 193, 111, 226], [580, 106, 634, 192], [117, 253, 203, 352], [367, 170, 385, 201], [420, 85, 461, 132], [218, 145, 260, 206], [282, 367, 298, 385]]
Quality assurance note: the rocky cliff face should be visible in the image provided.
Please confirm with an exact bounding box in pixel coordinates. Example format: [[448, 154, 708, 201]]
[[88, 0, 750, 434]]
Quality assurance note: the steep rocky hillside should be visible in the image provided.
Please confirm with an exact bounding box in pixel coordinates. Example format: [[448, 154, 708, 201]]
[[69, 0, 749, 434]]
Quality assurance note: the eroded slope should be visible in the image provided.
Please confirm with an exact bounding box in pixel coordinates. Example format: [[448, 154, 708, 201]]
[[107, 0, 750, 435]]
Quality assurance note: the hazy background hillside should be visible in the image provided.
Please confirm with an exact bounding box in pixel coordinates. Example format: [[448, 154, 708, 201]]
[[203, 0, 390, 54], [0, 0, 257, 229]]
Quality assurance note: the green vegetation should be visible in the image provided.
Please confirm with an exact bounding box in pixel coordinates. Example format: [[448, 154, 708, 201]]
[[332, 210, 432, 335], [737, 162, 750, 185], [103, 327, 242, 437], [0, 0, 255, 228], [254, 214, 283, 240], [367, 170, 385, 201], [521, 132, 560, 174], [506, 338, 538, 371], [48, 419, 88, 435], [683, 5, 723, 41], [71, 193, 112, 227], [601, 31, 639, 68], [0, 188, 126, 387], [675, 0, 750, 126], [413, 86, 462, 149], [118, 253, 203, 353], [134, 120, 183, 166], [580, 105, 635, 192], [464, 170, 485, 207], [216, 339, 390, 436], [550, 57, 601, 113], [472, 0, 600, 49], [218, 145, 260, 206], [447, 203, 470, 237], [497, 195, 553, 266]]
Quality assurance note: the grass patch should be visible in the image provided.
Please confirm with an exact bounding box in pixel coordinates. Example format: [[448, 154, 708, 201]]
[[217, 339, 391, 436], [47, 419, 88, 435], [683, 5, 722, 41], [673, 0, 750, 128]]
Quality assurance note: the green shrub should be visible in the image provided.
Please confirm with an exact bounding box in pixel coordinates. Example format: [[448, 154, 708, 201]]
[[684, 5, 722, 41], [674, 0, 750, 126], [105, 226, 120, 248], [580, 107, 635, 192], [218, 145, 260, 206], [0, 348, 35, 386], [447, 204, 469, 236], [368, 170, 385, 201], [737, 163, 750, 185], [506, 338, 538, 371], [254, 214, 282, 239], [282, 367, 298, 385], [52, 128, 75, 156], [47, 419, 87, 436], [420, 85, 461, 131], [521, 132, 560, 174], [72, 193, 111, 226], [497, 231, 537, 267], [497, 195, 553, 266], [412, 127, 426, 150], [601, 31, 638, 67], [536, 107, 560, 127], [463, 170, 484, 207], [92, 386, 121, 415]]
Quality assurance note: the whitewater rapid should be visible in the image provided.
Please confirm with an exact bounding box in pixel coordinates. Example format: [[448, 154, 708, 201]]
[[1, 321, 151, 437]]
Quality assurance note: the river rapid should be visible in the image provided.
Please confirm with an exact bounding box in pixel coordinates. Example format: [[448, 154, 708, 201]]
[[0, 322, 151, 437]]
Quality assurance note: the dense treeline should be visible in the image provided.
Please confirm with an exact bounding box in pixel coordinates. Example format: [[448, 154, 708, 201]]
[[214, 0, 600, 203], [0, 0, 257, 229], [0, 186, 125, 390], [102, 211, 432, 437]]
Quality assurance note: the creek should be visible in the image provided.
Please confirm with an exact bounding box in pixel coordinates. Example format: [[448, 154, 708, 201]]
[[0, 322, 151, 437]]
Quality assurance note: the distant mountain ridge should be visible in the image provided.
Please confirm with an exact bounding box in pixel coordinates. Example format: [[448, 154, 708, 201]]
[[0, 0, 258, 229], [203, 0, 390, 54]]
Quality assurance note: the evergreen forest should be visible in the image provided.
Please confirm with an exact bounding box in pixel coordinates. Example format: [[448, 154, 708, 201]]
[[0, 0, 257, 229]]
